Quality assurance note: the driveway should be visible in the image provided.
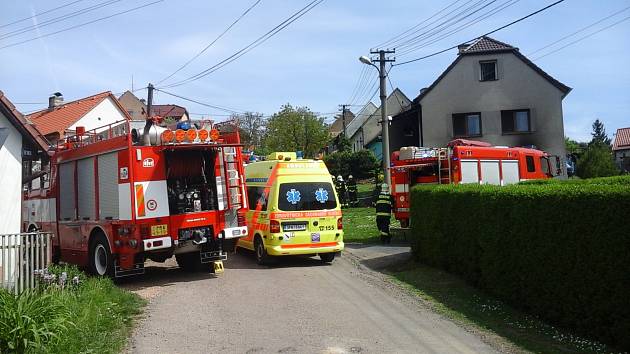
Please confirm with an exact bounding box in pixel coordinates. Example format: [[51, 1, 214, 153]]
[[122, 245, 497, 354]]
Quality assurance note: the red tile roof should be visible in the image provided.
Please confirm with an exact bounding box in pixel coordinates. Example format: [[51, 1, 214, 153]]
[[152, 104, 188, 119], [0, 91, 50, 151], [459, 36, 515, 54], [613, 127, 630, 151], [27, 91, 113, 136]]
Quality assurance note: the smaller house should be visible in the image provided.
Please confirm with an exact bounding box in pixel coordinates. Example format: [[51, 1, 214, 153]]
[[329, 109, 355, 139], [152, 104, 189, 122], [346, 102, 378, 153], [118, 90, 147, 120], [27, 91, 130, 144], [612, 127, 630, 172]]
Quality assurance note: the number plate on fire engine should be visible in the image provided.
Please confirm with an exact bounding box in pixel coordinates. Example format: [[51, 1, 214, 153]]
[[151, 224, 168, 237]]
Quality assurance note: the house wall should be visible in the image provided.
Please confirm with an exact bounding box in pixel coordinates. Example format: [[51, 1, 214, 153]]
[[118, 92, 146, 121], [419, 52, 568, 176], [362, 90, 411, 149], [69, 97, 127, 132], [0, 111, 23, 235], [615, 149, 630, 172]]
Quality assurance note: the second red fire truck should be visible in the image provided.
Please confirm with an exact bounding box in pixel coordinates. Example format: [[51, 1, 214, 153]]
[[390, 139, 561, 227], [23, 117, 248, 277]]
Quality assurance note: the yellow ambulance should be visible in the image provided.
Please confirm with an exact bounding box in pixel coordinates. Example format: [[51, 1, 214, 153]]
[[238, 152, 344, 264]]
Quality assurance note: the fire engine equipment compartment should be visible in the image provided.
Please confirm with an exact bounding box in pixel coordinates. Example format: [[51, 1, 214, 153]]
[[164, 149, 218, 214]]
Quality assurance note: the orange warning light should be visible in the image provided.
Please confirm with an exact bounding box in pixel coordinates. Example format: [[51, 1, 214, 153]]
[[209, 128, 220, 141], [161, 130, 174, 143], [175, 129, 186, 142], [186, 129, 197, 141], [198, 129, 209, 141]]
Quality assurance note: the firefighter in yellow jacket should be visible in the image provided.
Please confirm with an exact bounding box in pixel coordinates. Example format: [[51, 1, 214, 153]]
[[375, 183, 393, 244]]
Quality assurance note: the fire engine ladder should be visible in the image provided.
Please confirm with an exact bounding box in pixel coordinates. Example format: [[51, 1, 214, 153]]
[[221, 147, 243, 209], [437, 147, 452, 184]]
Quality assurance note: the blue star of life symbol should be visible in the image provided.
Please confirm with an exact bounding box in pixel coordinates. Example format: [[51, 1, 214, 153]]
[[286, 188, 301, 205], [315, 187, 329, 203]]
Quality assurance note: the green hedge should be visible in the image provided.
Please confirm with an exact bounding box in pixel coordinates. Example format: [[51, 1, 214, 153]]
[[519, 175, 630, 186], [410, 181, 630, 350]]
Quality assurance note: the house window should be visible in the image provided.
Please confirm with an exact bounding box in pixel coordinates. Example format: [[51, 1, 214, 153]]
[[480, 60, 497, 81], [502, 109, 531, 133], [526, 155, 535, 172], [453, 113, 482, 137]]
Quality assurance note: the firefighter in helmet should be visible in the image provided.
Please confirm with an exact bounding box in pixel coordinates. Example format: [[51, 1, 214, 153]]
[[347, 175, 357, 207], [375, 183, 393, 243], [335, 175, 347, 207]]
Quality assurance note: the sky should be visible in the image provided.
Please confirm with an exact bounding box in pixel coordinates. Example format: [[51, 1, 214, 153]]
[[1, 0, 629, 142]]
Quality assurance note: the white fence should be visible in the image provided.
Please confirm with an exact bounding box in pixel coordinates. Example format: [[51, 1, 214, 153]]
[[0, 232, 53, 294]]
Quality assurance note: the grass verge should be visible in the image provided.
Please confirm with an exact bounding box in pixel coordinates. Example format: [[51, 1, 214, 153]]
[[390, 261, 617, 354], [1, 265, 145, 353], [342, 206, 400, 243]]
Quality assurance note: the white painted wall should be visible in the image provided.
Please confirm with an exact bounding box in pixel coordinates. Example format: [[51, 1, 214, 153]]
[[0, 111, 23, 235], [361, 90, 411, 145], [68, 96, 127, 132]]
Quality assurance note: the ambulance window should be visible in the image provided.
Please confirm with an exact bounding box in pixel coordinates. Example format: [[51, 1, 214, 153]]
[[526, 155, 535, 172], [278, 182, 337, 211], [247, 187, 267, 211]]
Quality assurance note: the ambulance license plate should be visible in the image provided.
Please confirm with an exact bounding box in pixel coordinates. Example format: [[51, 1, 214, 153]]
[[311, 233, 320, 243], [151, 224, 168, 237]]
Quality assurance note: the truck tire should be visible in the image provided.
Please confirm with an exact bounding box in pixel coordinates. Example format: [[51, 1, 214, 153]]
[[319, 252, 335, 263], [254, 237, 270, 265], [176, 252, 204, 272], [89, 233, 113, 276]]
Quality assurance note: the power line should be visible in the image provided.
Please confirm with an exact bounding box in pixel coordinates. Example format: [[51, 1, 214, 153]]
[[0, 0, 165, 50], [374, 0, 465, 49], [160, 0, 325, 89], [157, 0, 262, 85], [347, 65, 369, 105], [529, 5, 630, 56], [154, 89, 248, 114], [532, 14, 630, 60], [1, 0, 124, 40], [395, 0, 566, 66], [398, 0, 520, 57], [0, 0, 88, 29]]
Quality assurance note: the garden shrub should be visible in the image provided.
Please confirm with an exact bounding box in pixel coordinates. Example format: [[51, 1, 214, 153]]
[[410, 181, 630, 349]]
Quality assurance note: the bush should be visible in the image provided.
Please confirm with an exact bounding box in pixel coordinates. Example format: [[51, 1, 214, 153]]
[[519, 175, 630, 186], [576, 145, 619, 178], [410, 182, 630, 350], [324, 150, 379, 180]]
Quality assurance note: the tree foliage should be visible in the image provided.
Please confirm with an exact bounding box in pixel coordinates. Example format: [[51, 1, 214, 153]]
[[234, 112, 266, 151], [324, 150, 379, 180], [589, 119, 611, 147], [576, 144, 619, 178], [263, 104, 329, 158]]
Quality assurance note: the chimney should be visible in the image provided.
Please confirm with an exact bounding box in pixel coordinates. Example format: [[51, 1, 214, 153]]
[[457, 43, 471, 54], [48, 92, 63, 110]]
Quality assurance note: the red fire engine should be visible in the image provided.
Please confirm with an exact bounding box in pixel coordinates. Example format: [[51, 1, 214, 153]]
[[390, 139, 561, 227], [23, 118, 248, 277]]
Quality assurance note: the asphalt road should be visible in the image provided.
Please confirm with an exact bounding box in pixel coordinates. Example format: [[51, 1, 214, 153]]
[[122, 246, 498, 354]]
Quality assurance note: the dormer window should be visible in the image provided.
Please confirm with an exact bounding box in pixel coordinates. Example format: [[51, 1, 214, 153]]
[[480, 60, 497, 81]]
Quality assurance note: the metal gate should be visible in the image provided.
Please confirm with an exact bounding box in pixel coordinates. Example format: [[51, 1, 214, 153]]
[[0, 232, 52, 294]]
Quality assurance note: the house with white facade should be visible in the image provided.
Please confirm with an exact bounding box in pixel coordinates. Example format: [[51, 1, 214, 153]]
[[347, 102, 377, 153], [27, 91, 131, 144], [391, 36, 572, 175]]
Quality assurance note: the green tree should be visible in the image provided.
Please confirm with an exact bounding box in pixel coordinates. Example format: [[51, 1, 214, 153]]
[[234, 112, 266, 150], [576, 145, 619, 178], [323, 150, 379, 180], [329, 134, 351, 152], [589, 119, 611, 147], [263, 104, 329, 158], [565, 137, 582, 155]]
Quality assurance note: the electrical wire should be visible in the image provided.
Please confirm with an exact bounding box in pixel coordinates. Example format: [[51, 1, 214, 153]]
[[0, 0, 165, 50], [347, 65, 370, 106], [0, 0, 88, 29], [159, 0, 325, 89], [394, 0, 566, 66], [154, 89, 247, 114], [529, 5, 630, 56], [532, 14, 630, 60], [157, 0, 262, 85], [1, 0, 125, 40]]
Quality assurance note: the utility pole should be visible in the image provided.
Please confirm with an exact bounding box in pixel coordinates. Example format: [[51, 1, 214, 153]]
[[146, 83, 154, 118], [338, 104, 348, 137], [370, 49, 395, 189]]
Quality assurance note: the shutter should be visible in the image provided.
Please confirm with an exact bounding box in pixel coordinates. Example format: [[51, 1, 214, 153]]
[[501, 111, 514, 133], [452, 114, 466, 136], [98, 152, 119, 219], [59, 162, 76, 220], [77, 158, 96, 220]]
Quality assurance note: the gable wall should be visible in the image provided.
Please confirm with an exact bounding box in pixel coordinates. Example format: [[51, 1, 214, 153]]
[[69, 97, 128, 132]]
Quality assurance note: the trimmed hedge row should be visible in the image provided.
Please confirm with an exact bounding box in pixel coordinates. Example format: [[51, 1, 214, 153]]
[[519, 175, 630, 185], [410, 180, 630, 349]]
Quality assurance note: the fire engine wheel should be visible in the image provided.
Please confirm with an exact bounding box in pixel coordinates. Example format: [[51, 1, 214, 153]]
[[175, 252, 205, 272], [254, 237, 270, 265], [319, 252, 335, 263], [89, 234, 113, 277]]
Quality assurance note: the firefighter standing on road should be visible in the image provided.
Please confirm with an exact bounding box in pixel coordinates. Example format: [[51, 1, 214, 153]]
[[347, 175, 357, 207], [376, 183, 393, 244]]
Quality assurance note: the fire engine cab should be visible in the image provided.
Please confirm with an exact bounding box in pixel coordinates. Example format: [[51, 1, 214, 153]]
[[390, 139, 561, 227], [23, 118, 248, 277]]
